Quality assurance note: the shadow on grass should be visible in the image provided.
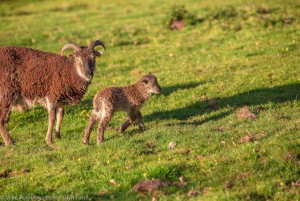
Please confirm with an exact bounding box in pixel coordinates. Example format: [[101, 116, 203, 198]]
[[161, 81, 204, 96], [145, 83, 300, 125]]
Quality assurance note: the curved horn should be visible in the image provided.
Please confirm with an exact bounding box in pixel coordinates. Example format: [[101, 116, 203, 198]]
[[60, 43, 81, 56], [89, 40, 106, 51]]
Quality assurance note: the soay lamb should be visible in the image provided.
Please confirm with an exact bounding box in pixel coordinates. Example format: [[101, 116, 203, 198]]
[[83, 73, 161, 145]]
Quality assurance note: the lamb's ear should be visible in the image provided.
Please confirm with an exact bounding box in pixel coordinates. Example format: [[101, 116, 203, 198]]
[[142, 79, 148, 84], [94, 50, 103, 57]]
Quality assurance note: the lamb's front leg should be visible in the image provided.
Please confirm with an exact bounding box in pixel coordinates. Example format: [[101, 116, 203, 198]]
[[136, 110, 146, 131], [119, 109, 136, 133], [119, 119, 131, 133], [45, 104, 57, 145], [55, 106, 64, 139]]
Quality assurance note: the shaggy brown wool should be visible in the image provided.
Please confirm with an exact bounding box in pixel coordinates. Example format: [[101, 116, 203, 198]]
[[0, 40, 105, 145], [0, 47, 89, 105], [83, 73, 161, 145]]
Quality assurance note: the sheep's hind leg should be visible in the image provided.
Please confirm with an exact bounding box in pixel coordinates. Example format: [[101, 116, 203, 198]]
[[0, 118, 14, 146], [55, 106, 64, 139], [83, 110, 99, 145], [97, 112, 112, 145], [45, 104, 57, 145]]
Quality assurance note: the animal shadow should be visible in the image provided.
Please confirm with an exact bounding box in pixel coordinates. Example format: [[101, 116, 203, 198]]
[[145, 83, 300, 125], [161, 81, 204, 96]]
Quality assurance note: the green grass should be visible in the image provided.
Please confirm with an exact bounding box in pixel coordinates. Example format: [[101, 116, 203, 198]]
[[0, 0, 299, 200]]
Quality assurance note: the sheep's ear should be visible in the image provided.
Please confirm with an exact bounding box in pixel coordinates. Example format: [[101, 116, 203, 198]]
[[148, 72, 152, 75], [94, 50, 102, 57], [142, 79, 148, 84]]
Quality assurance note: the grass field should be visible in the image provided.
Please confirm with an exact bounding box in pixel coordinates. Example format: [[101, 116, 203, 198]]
[[0, 0, 299, 200]]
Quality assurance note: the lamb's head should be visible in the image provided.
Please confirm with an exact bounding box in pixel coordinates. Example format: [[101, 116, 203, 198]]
[[61, 40, 106, 82], [140, 73, 161, 95]]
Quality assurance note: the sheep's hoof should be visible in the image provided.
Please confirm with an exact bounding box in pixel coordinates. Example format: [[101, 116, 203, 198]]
[[139, 125, 146, 131], [82, 140, 89, 145], [55, 132, 61, 139], [45, 139, 53, 145], [97, 140, 104, 145]]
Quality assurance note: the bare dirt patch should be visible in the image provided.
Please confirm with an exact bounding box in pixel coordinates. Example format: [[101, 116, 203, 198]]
[[170, 20, 185, 30], [225, 181, 234, 189], [133, 178, 188, 195], [133, 179, 164, 194], [0, 170, 11, 178], [240, 134, 254, 143], [187, 190, 199, 197], [195, 155, 205, 160], [237, 172, 251, 180], [237, 106, 257, 120], [176, 149, 192, 155]]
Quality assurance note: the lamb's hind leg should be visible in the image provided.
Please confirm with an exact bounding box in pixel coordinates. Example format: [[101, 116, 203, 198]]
[[55, 106, 64, 139], [97, 110, 112, 145], [83, 110, 99, 145]]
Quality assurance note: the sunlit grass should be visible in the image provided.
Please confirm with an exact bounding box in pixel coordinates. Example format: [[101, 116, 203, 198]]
[[0, 0, 299, 200]]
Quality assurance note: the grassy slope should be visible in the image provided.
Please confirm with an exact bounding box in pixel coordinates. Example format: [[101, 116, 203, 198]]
[[0, 0, 299, 200]]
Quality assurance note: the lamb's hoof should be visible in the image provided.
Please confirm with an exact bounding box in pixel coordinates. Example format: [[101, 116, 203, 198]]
[[118, 127, 125, 133], [5, 140, 14, 146], [82, 140, 89, 145], [97, 140, 104, 145]]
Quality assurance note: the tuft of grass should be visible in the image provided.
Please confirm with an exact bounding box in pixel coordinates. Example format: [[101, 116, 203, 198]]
[[147, 164, 184, 181], [164, 5, 200, 29]]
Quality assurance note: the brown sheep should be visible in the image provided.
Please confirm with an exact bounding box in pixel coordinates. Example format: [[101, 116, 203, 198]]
[[83, 73, 161, 145], [0, 40, 105, 145]]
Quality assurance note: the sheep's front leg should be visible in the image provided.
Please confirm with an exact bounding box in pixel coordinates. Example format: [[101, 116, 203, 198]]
[[136, 110, 146, 131], [55, 106, 64, 139], [45, 104, 57, 145]]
